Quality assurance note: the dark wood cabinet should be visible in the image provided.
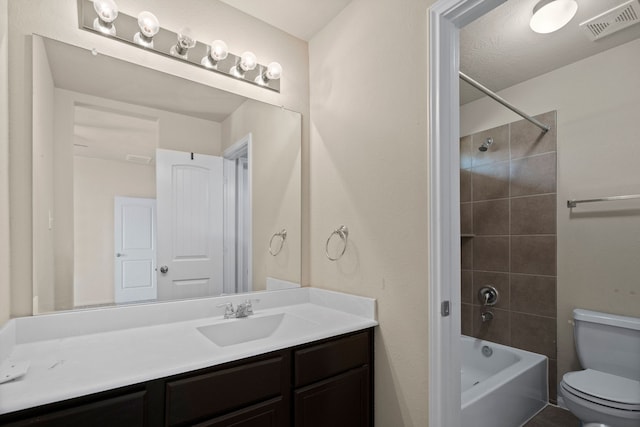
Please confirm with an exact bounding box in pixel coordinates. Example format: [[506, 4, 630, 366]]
[[1, 390, 148, 427], [0, 329, 374, 427], [294, 367, 370, 427]]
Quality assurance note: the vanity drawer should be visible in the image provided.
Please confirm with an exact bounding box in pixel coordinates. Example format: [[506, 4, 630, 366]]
[[294, 331, 371, 388], [2, 390, 147, 427], [165, 354, 286, 426], [192, 397, 286, 427]]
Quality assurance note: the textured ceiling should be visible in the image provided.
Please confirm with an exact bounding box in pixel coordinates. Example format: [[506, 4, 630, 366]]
[[218, 0, 352, 41], [43, 38, 247, 122], [460, 0, 640, 104]]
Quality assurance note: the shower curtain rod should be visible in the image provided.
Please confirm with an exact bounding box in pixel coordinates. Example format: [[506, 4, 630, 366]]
[[459, 72, 550, 133]]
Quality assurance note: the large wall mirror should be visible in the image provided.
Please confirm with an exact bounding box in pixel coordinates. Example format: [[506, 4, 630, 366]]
[[32, 35, 301, 314]]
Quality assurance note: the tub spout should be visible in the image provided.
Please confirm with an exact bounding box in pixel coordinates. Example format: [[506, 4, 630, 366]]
[[481, 311, 494, 323]]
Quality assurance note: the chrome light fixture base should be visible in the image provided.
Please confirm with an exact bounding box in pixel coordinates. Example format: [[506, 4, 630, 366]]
[[78, 0, 281, 93]]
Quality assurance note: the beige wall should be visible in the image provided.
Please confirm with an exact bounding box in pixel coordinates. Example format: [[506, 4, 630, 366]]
[[461, 39, 640, 392], [74, 157, 156, 307], [8, 0, 309, 317], [309, 0, 433, 425], [45, 88, 222, 311], [0, 0, 10, 325], [222, 100, 302, 290], [32, 36, 57, 313]]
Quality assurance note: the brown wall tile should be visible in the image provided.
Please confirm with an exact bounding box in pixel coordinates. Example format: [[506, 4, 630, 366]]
[[473, 199, 509, 235], [510, 152, 556, 197], [472, 124, 509, 167], [511, 274, 556, 317], [461, 237, 473, 270], [473, 236, 509, 272], [473, 271, 509, 310], [511, 312, 557, 359], [473, 161, 510, 201], [461, 203, 473, 235], [510, 111, 557, 159], [461, 270, 473, 304], [461, 303, 473, 336], [461, 169, 471, 203], [460, 135, 472, 170], [511, 194, 556, 235], [472, 306, 510, 346], [511, 236, 556, 275], [549, 358, 558, 404], [460, 112, 557, 400]]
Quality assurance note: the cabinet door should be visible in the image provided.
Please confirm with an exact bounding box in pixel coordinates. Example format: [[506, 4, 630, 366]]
[[193, 397, 287, 427], [165, 355, 286, 426], [294, 366, 370, 427], [2, 391, 147, 427]]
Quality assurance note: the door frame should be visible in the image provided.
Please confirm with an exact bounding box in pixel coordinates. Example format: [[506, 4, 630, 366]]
[[223, 133, 253, 294], [427, 0, 506, 425]]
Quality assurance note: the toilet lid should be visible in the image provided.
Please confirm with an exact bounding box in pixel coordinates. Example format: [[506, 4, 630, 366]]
[[563, 369, 640, 406]]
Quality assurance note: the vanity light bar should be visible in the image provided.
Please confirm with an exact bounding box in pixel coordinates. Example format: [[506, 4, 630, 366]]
[[78, 0, 281, 93]]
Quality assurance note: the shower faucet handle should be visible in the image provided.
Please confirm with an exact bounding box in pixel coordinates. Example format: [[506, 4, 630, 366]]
[[478, 285, 499, 306]]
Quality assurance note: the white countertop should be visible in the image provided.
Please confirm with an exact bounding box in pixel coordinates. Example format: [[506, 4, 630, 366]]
[[0, 288, 377, 415]]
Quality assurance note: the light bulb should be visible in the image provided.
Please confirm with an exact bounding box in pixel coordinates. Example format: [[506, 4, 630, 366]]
[[530, 0, 578, 34], [92, 0, 118, 36], [232, 51, 257, 78], [255, 62, 282, 86], [210, 40, 229, 62], [265, 62, 282, 80], [134, 11, 159, 48], [239, 51, 257, 72], [137, 11, 159, 37], [171, 27, 197, 58], [201, 40, 228, 69]]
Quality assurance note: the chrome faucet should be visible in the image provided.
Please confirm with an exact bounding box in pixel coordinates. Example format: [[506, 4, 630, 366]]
[[217, 299, 260, 319]]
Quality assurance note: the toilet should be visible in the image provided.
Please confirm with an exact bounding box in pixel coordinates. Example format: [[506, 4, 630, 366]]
[[560, 309, 640, 427]]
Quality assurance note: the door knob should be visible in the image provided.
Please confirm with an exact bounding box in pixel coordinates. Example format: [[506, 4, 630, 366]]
[[159, 265, 169, 274], [116, 253, 125, 257]]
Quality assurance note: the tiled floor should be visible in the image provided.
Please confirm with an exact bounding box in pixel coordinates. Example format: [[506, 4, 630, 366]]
[[523, 405, 580, 427]]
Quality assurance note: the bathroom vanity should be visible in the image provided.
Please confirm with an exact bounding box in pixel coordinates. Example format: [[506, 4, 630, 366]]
[[0, 288, 377, 426]]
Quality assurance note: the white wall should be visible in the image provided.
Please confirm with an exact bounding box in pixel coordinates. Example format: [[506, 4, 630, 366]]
[[74, 157, 156, 307], [461, 39, 640, 390], [8, 0, 309, 318], [309, 0, 433, 425], [222, 100, 302, 290], [0, 0, 10, 325]]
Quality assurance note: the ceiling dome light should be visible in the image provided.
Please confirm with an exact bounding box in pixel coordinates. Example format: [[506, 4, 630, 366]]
[[92, 0, 118, 35], [133, 11, 160, 48], [530, 0, 578, 34]]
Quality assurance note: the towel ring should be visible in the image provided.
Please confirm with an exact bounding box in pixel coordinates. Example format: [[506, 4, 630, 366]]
[[325, 225, 348, 261], [269, 229, 287, 256]]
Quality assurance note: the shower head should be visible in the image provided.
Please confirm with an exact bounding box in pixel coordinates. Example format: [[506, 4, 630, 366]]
[[478, 137, 493, 152]]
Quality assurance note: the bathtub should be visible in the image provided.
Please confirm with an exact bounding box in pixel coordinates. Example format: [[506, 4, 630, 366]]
[[461, 335, 548, 427]]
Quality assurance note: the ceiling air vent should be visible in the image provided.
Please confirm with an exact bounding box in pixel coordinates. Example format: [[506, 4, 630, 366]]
[[125, 154, 152, 165], [580, 0, 640, 41]]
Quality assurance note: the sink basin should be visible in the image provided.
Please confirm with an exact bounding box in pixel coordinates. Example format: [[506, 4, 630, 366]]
[[197, 313, 288, 347]]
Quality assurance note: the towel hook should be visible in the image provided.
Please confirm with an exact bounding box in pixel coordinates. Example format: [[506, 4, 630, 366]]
[[325, 225, 349, 261], [268, 229, 287, 256]]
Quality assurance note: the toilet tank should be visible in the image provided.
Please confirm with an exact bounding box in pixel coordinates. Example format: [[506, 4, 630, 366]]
[[573, 309, 640, 381]]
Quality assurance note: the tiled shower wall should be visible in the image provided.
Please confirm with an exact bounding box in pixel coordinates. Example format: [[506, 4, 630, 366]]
[[460, 111, 558, 402]]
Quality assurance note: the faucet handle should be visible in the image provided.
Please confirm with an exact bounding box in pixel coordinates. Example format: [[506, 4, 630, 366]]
[[217, 302, 235, 318], [244, 298, 260, 315]]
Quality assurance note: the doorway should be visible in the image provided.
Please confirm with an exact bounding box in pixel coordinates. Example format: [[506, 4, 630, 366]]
[[428, 0, 506, 425]]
